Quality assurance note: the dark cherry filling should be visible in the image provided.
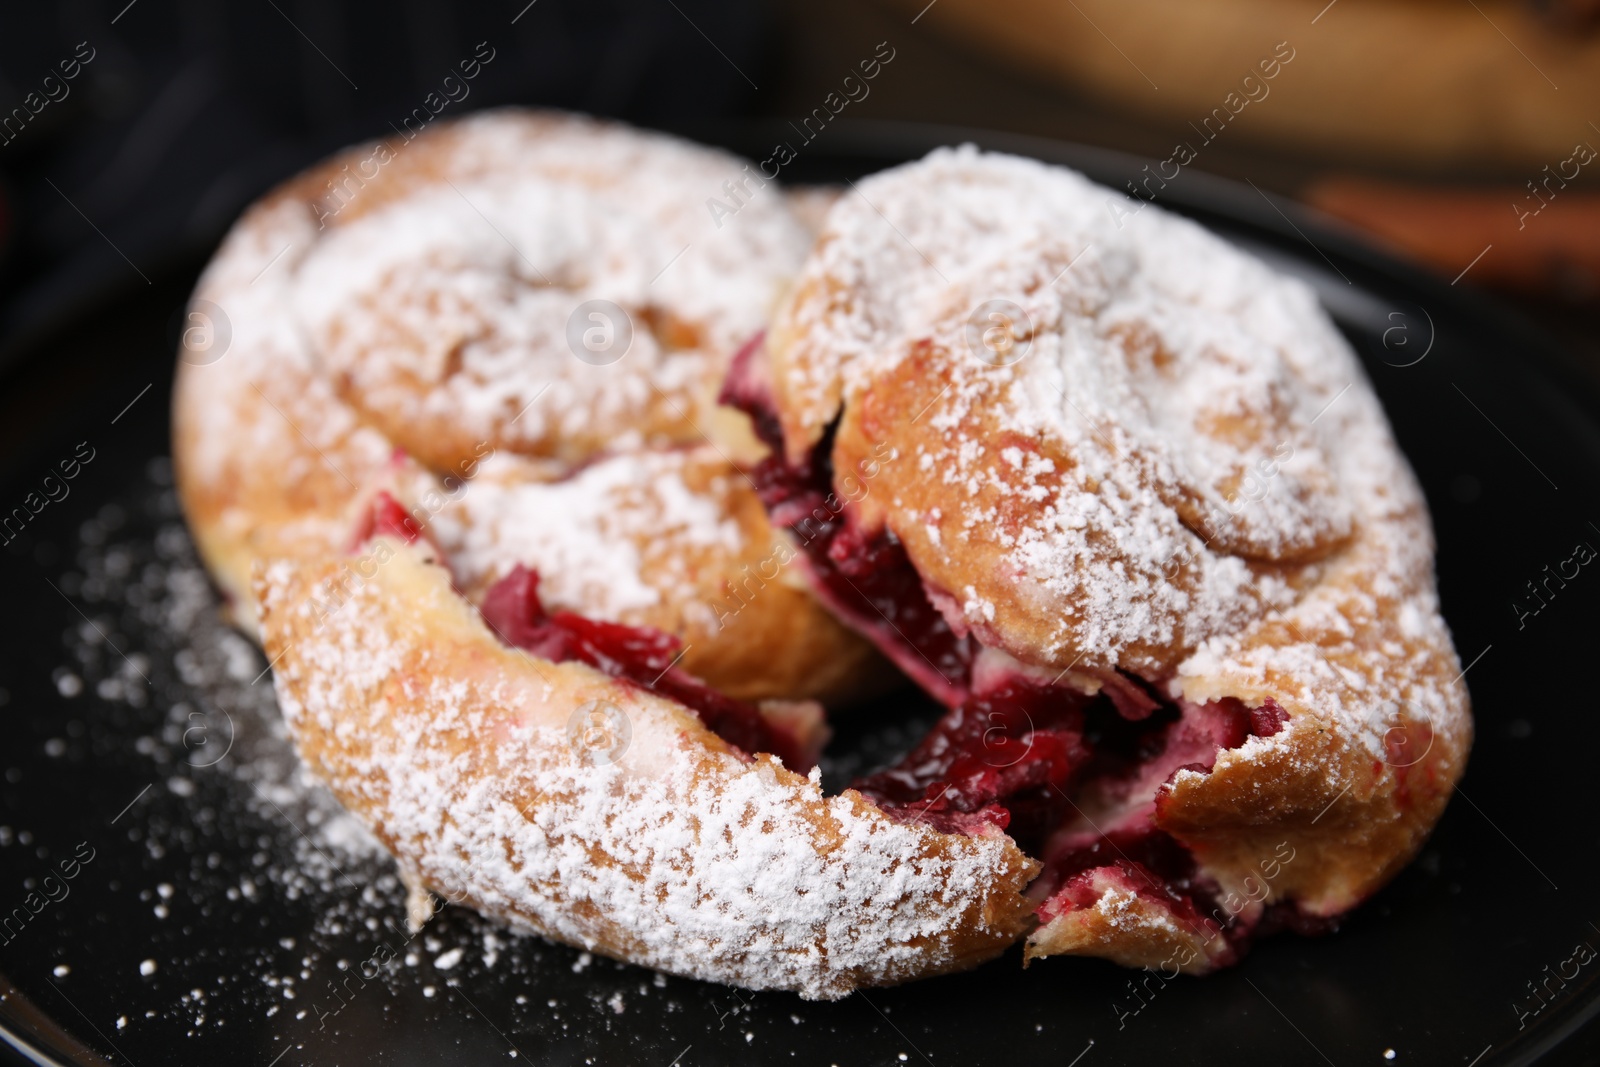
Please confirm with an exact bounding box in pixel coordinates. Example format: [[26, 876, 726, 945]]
[[1040, 829, 1219, 936], [350, 493, 812, 773], [852, 675, 1294, 953], [722, 340, 976, 705], [744, 439, 976, 700], [1250, 701, 1289, 738], [351, 491, 425, 547], [721, 338, 1314, 960], [479, 565, 812, 772], [851, 680, 1094, 840]]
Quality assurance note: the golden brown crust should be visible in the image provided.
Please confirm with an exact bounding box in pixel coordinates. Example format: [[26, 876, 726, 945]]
[[173, 109, 881, 704], [255, 547, 1037, 999], [826, 345, 1327, 680], [1159, 517, 1470, 920]]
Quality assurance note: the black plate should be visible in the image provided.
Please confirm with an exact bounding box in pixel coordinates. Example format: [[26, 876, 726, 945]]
[[2, 122, 1598, 1067]]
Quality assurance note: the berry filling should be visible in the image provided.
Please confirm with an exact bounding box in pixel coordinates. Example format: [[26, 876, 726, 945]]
[[850, 679, 1092, 842], [349, 491, 814, 773], [854, 653, 1299, 954], [722, 339, 976, 706], [743, 435, 976, 704], [722, 336, 1313, 962], [479, 565, 813, 772], [349, 490, 425, 548], [1037, 826, 1222, 943]]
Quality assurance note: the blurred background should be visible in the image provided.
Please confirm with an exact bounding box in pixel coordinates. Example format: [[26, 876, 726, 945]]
[[0, 0, 1596, 386]]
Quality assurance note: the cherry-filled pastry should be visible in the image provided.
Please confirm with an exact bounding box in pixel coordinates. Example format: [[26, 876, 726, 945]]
[[738, 145, 1471, 979], [179, 114, 1470, 1001]]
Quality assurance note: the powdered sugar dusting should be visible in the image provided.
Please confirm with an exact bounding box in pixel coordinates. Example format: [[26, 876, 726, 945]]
[[773, 146, 1469, 768], [174, 110, 812, 644], [258, 550, 1034, 999], [295, 110, 811, 464], [433, 449, 744, 621]]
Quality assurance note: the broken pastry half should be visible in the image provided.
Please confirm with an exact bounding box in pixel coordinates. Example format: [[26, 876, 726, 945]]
[[734, 145, 1472, 974]]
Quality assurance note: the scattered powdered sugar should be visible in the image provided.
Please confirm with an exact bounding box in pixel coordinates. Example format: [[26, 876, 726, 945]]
[[47, 471, 384, 1021], [45, 460, 746, 1047]]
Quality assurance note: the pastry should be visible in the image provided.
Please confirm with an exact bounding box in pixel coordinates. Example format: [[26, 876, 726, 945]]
[[257, 541, 1036, 1000], [740, 145, 1472, 973], [192, 128, 1471, 998], [172, 108, 878, 704]]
